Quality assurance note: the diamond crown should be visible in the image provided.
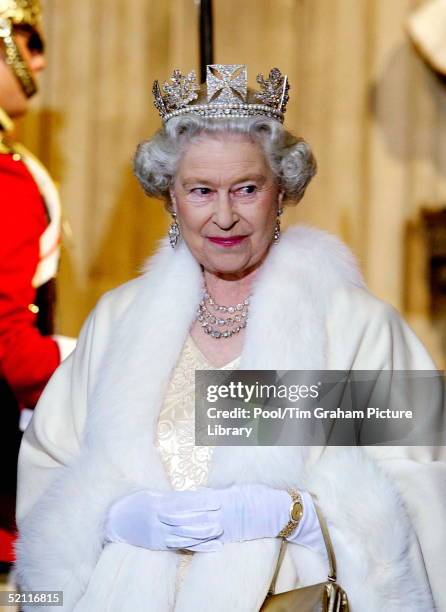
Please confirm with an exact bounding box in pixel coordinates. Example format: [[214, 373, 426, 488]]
[[153, 64, 290, 124]]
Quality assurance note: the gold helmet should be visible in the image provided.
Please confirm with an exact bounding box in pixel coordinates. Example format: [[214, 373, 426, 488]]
[[0, 0, 43, 97]]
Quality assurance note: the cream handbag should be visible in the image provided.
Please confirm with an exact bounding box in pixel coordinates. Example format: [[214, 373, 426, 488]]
[[261, 504, 349, 611]]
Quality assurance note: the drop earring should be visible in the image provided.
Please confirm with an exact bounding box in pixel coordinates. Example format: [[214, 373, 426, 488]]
[[274, 207, 284, 243], [168, 212, 180, 248]]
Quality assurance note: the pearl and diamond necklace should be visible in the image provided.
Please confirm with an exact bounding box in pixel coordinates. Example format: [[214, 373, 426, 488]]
[[197, 286, 250, 339]]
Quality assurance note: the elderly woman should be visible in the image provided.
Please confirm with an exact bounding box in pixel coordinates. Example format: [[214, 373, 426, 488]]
[[15, 65, 445, 611]]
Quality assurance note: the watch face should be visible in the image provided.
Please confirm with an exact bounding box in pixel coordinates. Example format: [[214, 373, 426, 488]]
[[291, 501, 303, 522]]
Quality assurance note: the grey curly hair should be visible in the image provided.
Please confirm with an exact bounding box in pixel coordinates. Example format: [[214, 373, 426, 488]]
[[133, 115, 317, 205]]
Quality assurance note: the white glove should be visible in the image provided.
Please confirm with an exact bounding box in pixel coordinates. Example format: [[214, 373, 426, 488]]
[[159, 484, 289, 542], [159, 484, 328, 560], [158, 484, 327, 558], [104, 489, 223, 552], [287, 490, 328, 561]]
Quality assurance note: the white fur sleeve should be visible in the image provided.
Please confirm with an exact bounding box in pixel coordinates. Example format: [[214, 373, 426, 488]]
[[14, 308, 104, 611], [299, 286, 445, 611]]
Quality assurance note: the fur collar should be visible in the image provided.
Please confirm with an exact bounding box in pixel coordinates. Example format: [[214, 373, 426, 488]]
[[16, 225, 433, 611]]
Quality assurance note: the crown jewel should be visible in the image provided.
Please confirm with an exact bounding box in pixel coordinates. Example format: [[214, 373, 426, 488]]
[[256, 68, 290, 112], [153, 64, 290, 124], [206, 64, 247, 104]]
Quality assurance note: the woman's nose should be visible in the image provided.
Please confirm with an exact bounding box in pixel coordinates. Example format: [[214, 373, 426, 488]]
[[213, 192, 237, 229]]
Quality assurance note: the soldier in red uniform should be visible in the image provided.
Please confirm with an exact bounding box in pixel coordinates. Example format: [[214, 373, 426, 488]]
[[0, 0, 75, 572]]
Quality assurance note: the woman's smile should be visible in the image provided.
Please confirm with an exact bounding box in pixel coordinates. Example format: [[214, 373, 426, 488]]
[[207, 235, 248, 247]]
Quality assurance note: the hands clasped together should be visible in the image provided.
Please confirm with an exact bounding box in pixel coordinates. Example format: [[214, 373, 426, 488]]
[[105, 483, 326, 558]]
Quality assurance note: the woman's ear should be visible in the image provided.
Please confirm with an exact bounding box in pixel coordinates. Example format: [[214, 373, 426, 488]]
[[168, 189, 177, 214], [278, 190, 285, 207]]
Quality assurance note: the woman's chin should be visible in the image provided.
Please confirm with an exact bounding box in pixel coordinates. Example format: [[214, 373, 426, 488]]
[[197, 240, 270, 277], [206, 255, 266, 279]]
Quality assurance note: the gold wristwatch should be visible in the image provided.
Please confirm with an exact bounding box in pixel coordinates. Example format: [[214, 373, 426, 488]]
[[277, 488, 304, 539]]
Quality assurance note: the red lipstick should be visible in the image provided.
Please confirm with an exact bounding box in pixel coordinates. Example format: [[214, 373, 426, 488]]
[[207, 236, 247, 248]]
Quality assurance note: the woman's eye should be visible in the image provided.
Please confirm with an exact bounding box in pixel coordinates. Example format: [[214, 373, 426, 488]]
[[237, 185, 257, 195], [191, 187, 212, 196]]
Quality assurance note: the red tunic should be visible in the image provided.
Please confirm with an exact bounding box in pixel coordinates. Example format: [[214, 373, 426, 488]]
[[0, 151, 61, 563]]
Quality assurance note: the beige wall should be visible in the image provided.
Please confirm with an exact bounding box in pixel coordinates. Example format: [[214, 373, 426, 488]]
[[18, 0, 446, 366]]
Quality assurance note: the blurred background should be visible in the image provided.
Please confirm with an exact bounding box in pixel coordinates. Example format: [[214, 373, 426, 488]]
[[15, 0, 446, 367]]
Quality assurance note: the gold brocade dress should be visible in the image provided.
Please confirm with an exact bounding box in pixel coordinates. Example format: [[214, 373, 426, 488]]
[[155, 334, 241, 598]]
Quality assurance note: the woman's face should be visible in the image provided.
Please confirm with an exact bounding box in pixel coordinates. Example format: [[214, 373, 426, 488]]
[[170, 133, 283, 279]]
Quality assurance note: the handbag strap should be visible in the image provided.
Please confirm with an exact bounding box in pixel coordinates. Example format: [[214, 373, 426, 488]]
[[268, 496, 337, 595], [313, 500, 337, 582]]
